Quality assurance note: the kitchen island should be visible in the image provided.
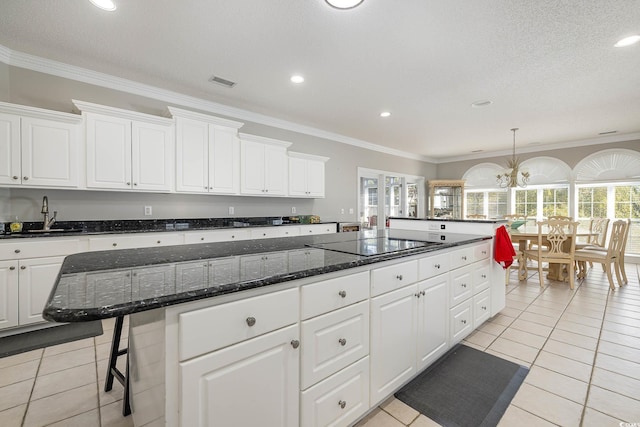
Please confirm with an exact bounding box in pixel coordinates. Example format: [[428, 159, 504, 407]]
[[44, 227, 500, 427]]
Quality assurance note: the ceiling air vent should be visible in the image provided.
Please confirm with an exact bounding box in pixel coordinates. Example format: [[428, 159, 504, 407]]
[[598, 130, 617, 135], [209, 75, 236, 88]]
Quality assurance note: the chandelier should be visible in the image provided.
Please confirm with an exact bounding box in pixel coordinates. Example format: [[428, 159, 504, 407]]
[[496, 128, 530, 188]]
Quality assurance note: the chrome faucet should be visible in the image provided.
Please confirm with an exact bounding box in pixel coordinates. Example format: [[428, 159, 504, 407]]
[[41, 196, 57, 231]]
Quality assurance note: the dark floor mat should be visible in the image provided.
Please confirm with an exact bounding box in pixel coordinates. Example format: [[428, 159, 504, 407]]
[[395, 344, 529, 427]]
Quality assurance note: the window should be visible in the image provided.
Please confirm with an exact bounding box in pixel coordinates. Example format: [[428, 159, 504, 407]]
[[464, 190, 507, 219], [576, 183, 640, 255], [513, 186, 569, 220], [514, 189, 538, 218], [542, 187, 569, 217]]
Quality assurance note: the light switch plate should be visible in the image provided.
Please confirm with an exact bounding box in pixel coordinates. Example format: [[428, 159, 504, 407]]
[[144, 206, 152, 216]]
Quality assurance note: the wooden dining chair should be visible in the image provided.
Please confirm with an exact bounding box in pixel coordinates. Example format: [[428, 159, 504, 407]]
[[547, 215, 573, 221], [575, 217, 610, 250], [523, 219, 579, 289], [617, 218, 631, 285], [575, 219, 627, 290]]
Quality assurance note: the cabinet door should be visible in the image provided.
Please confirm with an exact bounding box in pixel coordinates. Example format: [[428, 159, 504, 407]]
[[288, 156, 308, 197], [306, 159, 325, 197], [449, 264, 473, 306], [450, 299, 473, 344], [240, 139, 266, 195], [0, 113, 21, 186], [175, 117, 209, 193], [21, 117, 79, 188], [416, 275, 449, 371], [264, 143, 288, 195], [473, 289, 491, 328], [18, 256, 65, 325], [86, 113, 132, 189], [209, 126, 240, 194], [180, 324, 299, 427], [132, 121, 172, 191], [0, 261, 19, 330], [370, 284, 417, 406]]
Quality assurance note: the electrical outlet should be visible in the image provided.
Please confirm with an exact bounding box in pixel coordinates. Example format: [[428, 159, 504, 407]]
[[340, 208, 345, 214], [291, 207, 297, 214], [349, 208, 354, 214], [144, 206, 152, 216], [229, 206, 235, 215]]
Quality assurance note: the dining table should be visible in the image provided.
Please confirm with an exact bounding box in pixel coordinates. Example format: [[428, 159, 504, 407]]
[[509, 225, 597, 282]]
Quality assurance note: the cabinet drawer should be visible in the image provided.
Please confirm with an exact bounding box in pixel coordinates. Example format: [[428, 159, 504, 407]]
[[179, 287, 299, 360], [370, 260, 418, 297], [183, 228, 250, 244], [474, 242, 491, 261], [299, 224, 336, 235], [473, 260, 491, 293], [301, 271, 369, 320], [450, 299, 473, 343], [250, 226, 300, 239], [449, 246, 474, 270], [473, 289, 491, 328], [300, 357, 370, 427], [0, 238, 81, 260], [301, 301, 369, 389], [449, 264, 473, 306], [418, 251, 451, 280], [88, 232, 183, 251]]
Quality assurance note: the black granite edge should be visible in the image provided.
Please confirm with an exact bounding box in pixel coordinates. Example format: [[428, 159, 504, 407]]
[[0, 216, 337, 239], [389, 216, 507, 224], [42, 234, 491, 322]]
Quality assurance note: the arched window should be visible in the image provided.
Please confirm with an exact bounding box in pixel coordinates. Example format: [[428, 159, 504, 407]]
[[574, 149, 640, 255], [462, 163, 508, 219]]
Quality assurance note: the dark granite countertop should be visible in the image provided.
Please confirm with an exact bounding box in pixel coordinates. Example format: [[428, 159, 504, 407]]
[[389, 216, 508, 224], [43, 228, 492, 323], [0, 216, 336, 239]]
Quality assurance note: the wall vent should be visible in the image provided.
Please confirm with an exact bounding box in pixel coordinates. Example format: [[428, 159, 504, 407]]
[[209, 75, 236, 88]]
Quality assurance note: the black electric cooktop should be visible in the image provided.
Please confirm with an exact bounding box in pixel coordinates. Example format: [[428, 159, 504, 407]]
[[307, 237, 443, 257]]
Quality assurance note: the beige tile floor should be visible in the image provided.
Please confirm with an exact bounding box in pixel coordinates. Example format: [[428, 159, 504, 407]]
[[0, 263, 638, 426]]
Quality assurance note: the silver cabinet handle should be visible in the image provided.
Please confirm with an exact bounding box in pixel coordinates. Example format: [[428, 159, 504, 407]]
[[482, 250, 487, 255], [339, 400, 346, 409], [14, 249, 20, 253], [434, 263, 440, 269], [112, 243, 117, 247], [126, 182, 131, 186], [23, 176, 29, 180], [338, 290, 347, 298], [461, 283, 467, 288], [461, 319, 467, 324], [396, 274, 403, 280], [415, 292, 421, 298], [421, 290, 426, 296], [201, 237, 205, 241], [157, 240, 161, 244], [482, 306, 487, 310], [20, 265, 26, 270], [290, 340, 300, 349], [481, 274, 487, 279], [338, 338, 347, 346], [9, 266, 15, 270], [12, 176, 18, 180], [246, 317, 256, 327], [461, 256, 467, 261]]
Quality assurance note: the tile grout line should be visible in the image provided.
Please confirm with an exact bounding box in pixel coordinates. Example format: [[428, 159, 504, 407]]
[[20, 349, 44, 427]]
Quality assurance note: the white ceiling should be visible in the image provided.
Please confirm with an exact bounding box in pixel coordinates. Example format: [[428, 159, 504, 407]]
[[1, 0, 639, 161]]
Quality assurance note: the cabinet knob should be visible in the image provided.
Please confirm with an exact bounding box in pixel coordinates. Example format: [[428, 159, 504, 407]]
[[12, 176, 18, 180], [482, 306, 487, 310], [434, 263, 440, 269], [461, 256, 467, 261], [201, 237, 204, 241], [14, 249, 21, 253], [134, 183, 138, 186], [23, 176, 29, 180], [421, 290, 426, 296], [461, 319, 467, 324], [9, 266, 15, 270], [481, 274, 487, 279], [112, 243, 118, 247], [157, 240, 161, 244], [265, 189, 268, 193], [338, 400, 347, 409], [338, 338, 347, 346], [415, 292, 421, 298], [20, 265, 26, 270], [126, 182, 131, 186], [246, 317, 256, 327], [290, 339, 300, 349], [396, 274, 403, 280], [461, 283, 467, 288], [482, 250, 487, 255], [338, 290, 347, 298], [231, 235, 235, 239], [204, 186, 208, 189]]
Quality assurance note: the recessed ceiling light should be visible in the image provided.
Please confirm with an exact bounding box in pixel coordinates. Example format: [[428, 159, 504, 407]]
[[614, 35, 640, 47], [325, 0, 364, 9], [89, 0, 116, 11], [471, 100, 492, 108], [380, 111, 391, 118], [290, 75, 305, 84]]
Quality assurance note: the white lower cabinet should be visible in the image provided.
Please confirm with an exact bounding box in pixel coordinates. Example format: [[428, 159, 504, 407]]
[[0, 261, 19, 329], [450, 298, 473, 344], [180, 324, 300, 427], [370, 284, 418, 406], [300, 356, 370, 427], [416, 274, 449, 370]]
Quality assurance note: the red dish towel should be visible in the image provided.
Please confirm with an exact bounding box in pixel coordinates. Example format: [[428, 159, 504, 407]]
[[494, 225, 516, 269]]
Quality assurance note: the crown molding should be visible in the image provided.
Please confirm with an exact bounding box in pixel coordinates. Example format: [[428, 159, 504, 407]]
[[288, 151, 330, 162], [1, 45, 430, 163], [0, 100, 82, 123], [239, 132, 292, 148], [167, 106, 244, 129], [437, 131, 640, 164], [73, 99, 174, 126]]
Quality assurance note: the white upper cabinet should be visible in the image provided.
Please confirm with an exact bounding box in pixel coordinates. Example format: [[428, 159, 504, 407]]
[[0, 102, 81, 188], [168, 107, 244, 194], [240, 133, 291, 196], [74, 100, 174, 192], [288, 151, 328, 198]]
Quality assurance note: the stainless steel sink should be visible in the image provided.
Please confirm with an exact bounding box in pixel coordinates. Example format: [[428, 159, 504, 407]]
[[27, 228, 82, 233]]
